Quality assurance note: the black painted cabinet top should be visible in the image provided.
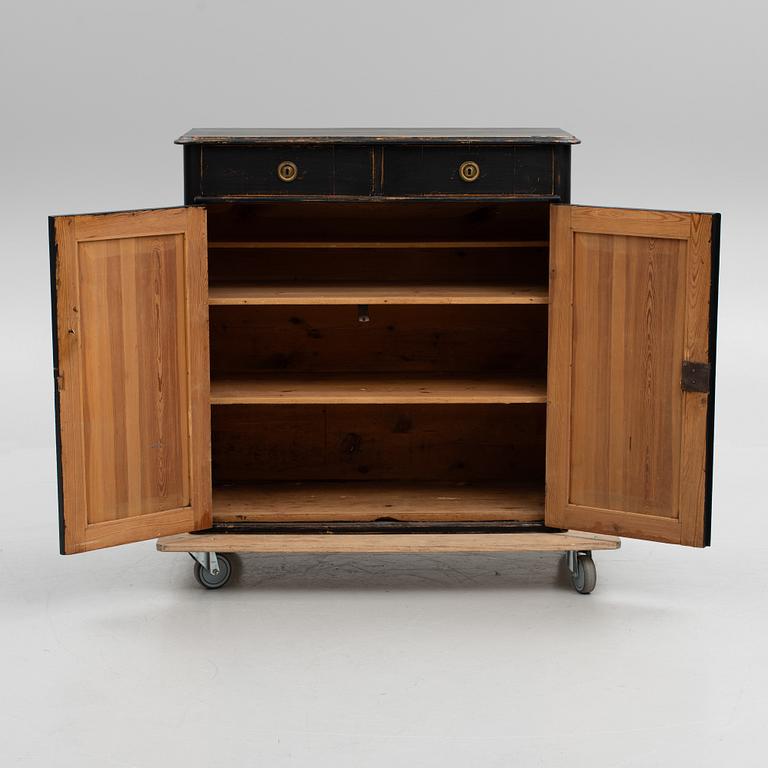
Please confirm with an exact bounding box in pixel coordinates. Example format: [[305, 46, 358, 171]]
[[176, 128, 580, 145]]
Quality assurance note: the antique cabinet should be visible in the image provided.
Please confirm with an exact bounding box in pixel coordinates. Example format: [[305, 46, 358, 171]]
[[49, 129, 720, 592]]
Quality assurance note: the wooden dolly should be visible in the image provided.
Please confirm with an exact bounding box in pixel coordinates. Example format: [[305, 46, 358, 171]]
[[157, 529, 620, 594]]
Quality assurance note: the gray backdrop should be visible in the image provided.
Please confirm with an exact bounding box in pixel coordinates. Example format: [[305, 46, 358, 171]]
[[1, 1, 766, 766]]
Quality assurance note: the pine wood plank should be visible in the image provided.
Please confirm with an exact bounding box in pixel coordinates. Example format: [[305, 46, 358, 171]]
[[210, 374, 547, 405], [53, 207, 212, 553], [157, 530, 620, 553], [212, 404, 545, 485], [209, 305, 547, 378], [569, 207, 691, 239], [212, 483, 544, 523], [546, 206, 715, 546], [208, 282, 548, 306]]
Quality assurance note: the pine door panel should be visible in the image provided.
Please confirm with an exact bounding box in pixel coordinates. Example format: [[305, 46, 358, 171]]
[[546, 206, 718, 546], [52, 208, 211, 553]]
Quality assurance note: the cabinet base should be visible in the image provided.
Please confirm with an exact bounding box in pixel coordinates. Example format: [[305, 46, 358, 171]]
[[157, 530, 620, 554]]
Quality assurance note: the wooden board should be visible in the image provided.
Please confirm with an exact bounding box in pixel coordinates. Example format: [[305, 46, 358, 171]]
[[208, 282, 548, 306], [212, 404, 545, 484], [205, 200, 550, 245], [209, 305, 547, 377], [546, 206, 717, 547], [210, 374, 546, 405], [205, 201, 550, 287], [52, 208, 212, 553], [208, 247, 548, 289], [157, 530, 619, 554], [212, 482, 544, 523], [176, 128, 580, 144]]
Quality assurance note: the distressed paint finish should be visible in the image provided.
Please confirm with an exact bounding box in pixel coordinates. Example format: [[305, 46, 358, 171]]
[[180, 130, 575, 203], [175, 127, 580, 144]]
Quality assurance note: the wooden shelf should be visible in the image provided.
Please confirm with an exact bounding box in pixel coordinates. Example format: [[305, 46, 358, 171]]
[[212, 482, 544, 523], [210, 374, 547, 405], [208, 240, 548, 250], [208, 282, 548, 306]]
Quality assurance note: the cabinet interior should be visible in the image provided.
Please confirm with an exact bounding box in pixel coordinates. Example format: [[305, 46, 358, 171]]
[[207, 200, 550, 524]]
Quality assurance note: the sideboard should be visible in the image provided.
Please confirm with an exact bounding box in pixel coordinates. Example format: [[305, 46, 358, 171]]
[[49, 129, 720, 592]]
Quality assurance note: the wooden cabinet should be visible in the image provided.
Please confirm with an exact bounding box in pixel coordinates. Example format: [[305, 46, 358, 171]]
[[49, 129, 719, 591]]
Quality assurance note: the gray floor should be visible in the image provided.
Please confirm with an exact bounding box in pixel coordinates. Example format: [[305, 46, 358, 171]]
[[1, 434, 765, 767]]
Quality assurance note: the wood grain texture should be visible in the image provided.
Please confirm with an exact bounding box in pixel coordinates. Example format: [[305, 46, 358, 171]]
[[679, 214, 713, 546], [546, 205, 715, 546], [205, 201, 550, 244], [209, 305, 547, 378], [210, 374, 546, 405], [212, 482, 544, 523], [53, 208, 211, 553], [208, 282, 548, 306], [157, 530, 619, 554], [570, 207, 691, 239], [209, 247, 548, 291], [176, 128, 581, 144], [568, 232, 685, 517], [212, 404, 545, 484]]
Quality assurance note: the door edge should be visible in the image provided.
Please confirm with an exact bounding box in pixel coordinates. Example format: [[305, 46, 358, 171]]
[[703, 213, 721, 547], [49, 216, 67, 555]]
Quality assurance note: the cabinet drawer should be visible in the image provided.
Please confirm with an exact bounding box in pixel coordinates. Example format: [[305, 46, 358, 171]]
[[381, 146, 555, 197], [199, 145, 372, 198]]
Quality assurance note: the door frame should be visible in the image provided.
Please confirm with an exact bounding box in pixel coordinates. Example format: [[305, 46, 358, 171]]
[[545, 205, 720, 546]]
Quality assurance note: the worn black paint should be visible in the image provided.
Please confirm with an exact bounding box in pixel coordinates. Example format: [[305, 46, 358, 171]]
[[176, 127, 581, 145], [198, 144, 372, 198], [381, 145, 554, 197], [183, 136, 571, 203], [48, 217, 66, 555], [553, 145, 571, 203], [183, 144, 202, 205], [704, 213, 721, 547]]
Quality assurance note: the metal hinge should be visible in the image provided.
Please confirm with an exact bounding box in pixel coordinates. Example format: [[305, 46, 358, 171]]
[[681, 361, 711, 393]]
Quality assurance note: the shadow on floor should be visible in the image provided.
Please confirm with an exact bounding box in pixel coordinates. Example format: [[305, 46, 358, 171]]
[[195, 551, 582, 593]]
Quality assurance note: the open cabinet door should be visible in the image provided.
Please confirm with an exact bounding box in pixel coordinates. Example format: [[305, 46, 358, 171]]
[[51, 207, 211, 553], [546, 206, 719, 546]]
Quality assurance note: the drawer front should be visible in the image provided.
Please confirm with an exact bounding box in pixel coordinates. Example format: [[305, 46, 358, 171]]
[[381, 145, 555, 197], [199, 145, 372, 198]]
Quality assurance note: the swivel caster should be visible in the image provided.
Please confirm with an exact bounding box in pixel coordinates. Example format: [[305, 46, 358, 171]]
[[190, 552, 232, 589], [566, 551, 597, 594]]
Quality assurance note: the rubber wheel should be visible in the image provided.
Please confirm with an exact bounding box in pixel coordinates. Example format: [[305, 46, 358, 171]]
[[570, 553, 597, 595], [193, 554, 232, 589]]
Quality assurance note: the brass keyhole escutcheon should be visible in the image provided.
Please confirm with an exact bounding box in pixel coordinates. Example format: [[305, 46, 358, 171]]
[[277, 160, 298, 182], [459, 160, 480, 183]]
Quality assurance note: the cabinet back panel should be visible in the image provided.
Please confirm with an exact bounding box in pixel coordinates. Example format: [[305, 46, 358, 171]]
[[206, 201, 549, 242], [212, 404, 545, 483], [209, 246, 548, 285], [209, 305, 547, 376], [207, 201, 549, 286]]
